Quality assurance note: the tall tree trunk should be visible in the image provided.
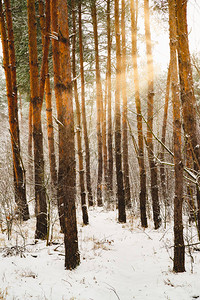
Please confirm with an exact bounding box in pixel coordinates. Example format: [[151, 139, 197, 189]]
[[57, 0, 80, 269], [39, 0, 57, 188], [175, 0, 200, 238], [72, 0, 89, 225], [106, 0, 114, 199], [144, 0, 161, 229], [28, 100, 34, 185], [0, 0, 29, 221], [186, 144, 196, 223], [78, 1, 93, 207], [114, 0, 126, 223], [91, 0, 103, 206], [130, 0, 147, 228], [45, 70, 57, 187], [168, 0, 185, 272], [121, 0, 131, 208], [27, 0, 47, 239], [160, 64, 171, 223], [50, 0, 64, 231], [102, 72, 108, 201]]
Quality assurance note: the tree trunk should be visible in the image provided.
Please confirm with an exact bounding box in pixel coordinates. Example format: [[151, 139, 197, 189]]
[[168, 0, 185, 272], [45, 71, 58, 187], [160, 64, 171, 223], [102, 71, 109, 201], [91, 0, 103, 207], [186, 145, 196, 223], [0, 0, 29, 221], [175, 0, 200, 238], [72, 0, 89, 225], [28, 100, 34, 185], [50, 0, 64, 232], [121, 0, 131, 208], [106, 0, 114, 200], [144, 0, 161, 229], [39, 0, 57, 188], [57, 0, 80, 269], [27, 0, 47, 239], [130, 0, 147, 228], [78, 1, 93, 207], [114, 0, 126, 223]]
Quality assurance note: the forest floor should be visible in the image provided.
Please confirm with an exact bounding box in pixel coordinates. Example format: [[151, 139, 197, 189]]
[[0, 207, 200, 300]]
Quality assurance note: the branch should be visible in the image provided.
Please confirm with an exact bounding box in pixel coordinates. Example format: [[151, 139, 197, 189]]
[[128, 109, 198, 183]]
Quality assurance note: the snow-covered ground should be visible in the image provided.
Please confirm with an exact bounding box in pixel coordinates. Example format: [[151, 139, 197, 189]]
[[0, 208, 200, 300]]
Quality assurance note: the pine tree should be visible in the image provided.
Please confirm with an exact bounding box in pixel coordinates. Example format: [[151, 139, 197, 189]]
[[78, 0, 94, 207], [121, 0, 131, 208], [0, 0, 29, 221], [144, 0, 161, 229], [106, 0, 114, 200], [130, 0, 147, 227], [168, 0, 185, 272], [114, 0, 126, 223], [91, 0, 103, 206], [72, 0, 89, 225], [175, 0, 200, 238], [51, 0, 80, 269], [27, 0, 47, 239]]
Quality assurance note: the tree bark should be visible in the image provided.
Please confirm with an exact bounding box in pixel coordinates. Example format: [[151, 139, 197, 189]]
[[0, 0, 29, 221], [72, 0, 89, 225], [50, 0, 64, 232], [144, 0, 161, 229], [114, 0, 126, 223], [57, 0, 80, 269], [27, 0, 47, 239], [186, 144, 196, 223], [168, 0, 185, 272], [121, 0, 131, 208], [130, 0, 147, 227], [160, 64, 171, 223], [39, 0, 57, 188], [91, 0, 103, 206], [28, 100, 34, 185], [175, 0, 200, 238], [78, 1, 93, 207], [106, 0, 114, 199]]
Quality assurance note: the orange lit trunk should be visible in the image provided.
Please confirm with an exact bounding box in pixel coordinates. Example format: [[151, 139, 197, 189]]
[[50, 0, 64, 231], [39, 0, 57, 187], [57, 0, 80, 269], [169, 0, 185, 272], [27, 0, 47, 239], [0, 0, 29, 221], [175, 0, 200, 238]]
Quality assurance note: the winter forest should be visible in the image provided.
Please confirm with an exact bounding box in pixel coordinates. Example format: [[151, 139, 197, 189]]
[[0, 0, 200, 299]]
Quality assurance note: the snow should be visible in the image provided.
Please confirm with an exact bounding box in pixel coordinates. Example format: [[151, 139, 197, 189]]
[[0, 208, 200, 300]]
